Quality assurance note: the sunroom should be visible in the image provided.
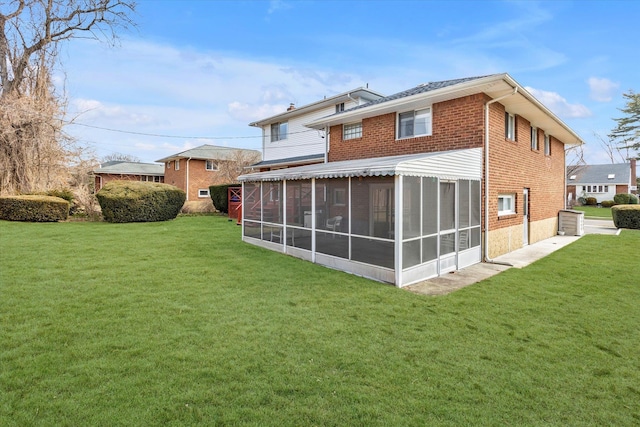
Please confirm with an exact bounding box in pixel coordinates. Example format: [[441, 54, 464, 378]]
[[237, 148, 483, 287]]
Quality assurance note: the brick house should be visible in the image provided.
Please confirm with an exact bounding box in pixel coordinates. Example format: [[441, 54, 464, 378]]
[[567, 160, 638, 204], [238, 74, 584, 287], [156, 144, 261, 202], [93, 161, 164, 192], [250, 87, 383, 171]]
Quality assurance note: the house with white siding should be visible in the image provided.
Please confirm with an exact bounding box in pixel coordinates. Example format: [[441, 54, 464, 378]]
[[567, 159, 638, 204], [249, 87, 383, 170]]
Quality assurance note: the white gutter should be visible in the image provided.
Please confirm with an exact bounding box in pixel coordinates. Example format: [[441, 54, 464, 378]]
[[484, 87, 517, 263]]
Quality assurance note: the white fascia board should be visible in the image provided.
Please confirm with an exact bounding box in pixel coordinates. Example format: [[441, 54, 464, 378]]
[[248, 87, 384, 127]]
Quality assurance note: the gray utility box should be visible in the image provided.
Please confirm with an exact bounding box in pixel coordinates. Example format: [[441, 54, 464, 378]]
[[559, 209, 585, 236]]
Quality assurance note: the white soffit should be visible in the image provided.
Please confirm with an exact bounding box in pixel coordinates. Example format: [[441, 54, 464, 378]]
[[238, 148, 482, 182]]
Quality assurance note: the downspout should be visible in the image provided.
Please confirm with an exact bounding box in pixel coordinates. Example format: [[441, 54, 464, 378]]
[[484, 87, 518, 263], [324, 125, 329, 163], [186, 157, 192, 201]]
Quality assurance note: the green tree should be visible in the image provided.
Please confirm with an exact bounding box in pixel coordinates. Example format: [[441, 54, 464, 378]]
[[610, 91, 640, 156]]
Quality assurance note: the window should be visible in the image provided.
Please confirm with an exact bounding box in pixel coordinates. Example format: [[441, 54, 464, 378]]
[[166, 162, 170, 169], [544, 134, 551, 155], [498, 194, 516, 216], [175, 159, 180, 170], [333, 188, 346, 206], [205, 160, 218, 171], [343, 122, 362, 140], [531, 127, 538, 150], [198, 189, 210, 198], [398, 107, 431, 139], [270, 122, 288, 142], [604, 185, 608, 192], [335, 102, 345, 113], [505, 112, 515, 140]]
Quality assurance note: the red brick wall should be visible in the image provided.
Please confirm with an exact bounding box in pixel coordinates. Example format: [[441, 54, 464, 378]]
[[486, 102, 565, 232], [164, 159, 231, 200], [329, 94, 486, 162], [328, 93, 566, 233]]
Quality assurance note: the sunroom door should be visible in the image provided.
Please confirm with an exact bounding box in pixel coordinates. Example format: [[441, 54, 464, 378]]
[[439, 181, 457, 273], [370, 184, 394, 239]]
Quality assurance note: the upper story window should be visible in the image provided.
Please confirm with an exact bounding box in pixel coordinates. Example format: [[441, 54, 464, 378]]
[[270, 122, 288, 142], [505, 113, 516, 141], [335, 103, 345, 113], [165, 162, 170, 169], [531, 127, 538, 150], [544, 134, 551, 155], [398, 107, 432, 139], [175, 159, 180, 170], [343, 122, 362, 140], [205, 160, 218, 171]]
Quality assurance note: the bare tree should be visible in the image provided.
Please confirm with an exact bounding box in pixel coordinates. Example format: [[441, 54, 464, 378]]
[[0, 1, 136, 195], [565, 143, 586, 177], [100, 152, 141, 163], [217, 150, 261, 184], [594, 132, 628, 164]]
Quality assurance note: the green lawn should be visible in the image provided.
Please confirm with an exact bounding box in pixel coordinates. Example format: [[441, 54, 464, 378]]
[[1, 216, 639, 426], [572, 205, 614, 218]]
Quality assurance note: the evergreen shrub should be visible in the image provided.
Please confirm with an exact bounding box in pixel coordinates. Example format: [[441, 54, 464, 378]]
[[611, 205, 640, 229], [0, 195, 70, 222], [585, 197, 597, 205], [600, 200, 615, 208], [96, 181, 186, 223]]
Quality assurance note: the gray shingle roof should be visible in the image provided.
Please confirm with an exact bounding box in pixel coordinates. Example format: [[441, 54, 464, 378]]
[[252, 154, 324, 168], [339, 74, 497, 114], [93, 161, 164, 175], [155, 144, 261, 163], [567, 163, 631, 184]]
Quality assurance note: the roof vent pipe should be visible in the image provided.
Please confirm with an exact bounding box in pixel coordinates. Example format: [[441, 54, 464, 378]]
[[287, 103, 295, 111]]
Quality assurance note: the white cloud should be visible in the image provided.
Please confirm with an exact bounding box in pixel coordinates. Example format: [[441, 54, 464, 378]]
[[525, 86, 592, 118], [227, 101, 286, 123], [267, 0, 292, 15], [588, 77, 619, 102]]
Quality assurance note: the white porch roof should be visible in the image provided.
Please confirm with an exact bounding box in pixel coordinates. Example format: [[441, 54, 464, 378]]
[[238, 148, 482, 182]]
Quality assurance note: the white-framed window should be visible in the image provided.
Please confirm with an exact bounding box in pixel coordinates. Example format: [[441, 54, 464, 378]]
[[343, 122, 362, 140], [198, 189, 210, 198], [544, 134, 551, 155], [270, 122, 288, 142], [531, 126, 538, 150], [205, 160, 218, 171], [498, 194, 516, 216], [398, 107, 431, 139], [166, 162, 170, 169], [333, 188, 346, 206], [335, 102, 345, 113], [175, 159, 180, 170], [505, 112, 516, 140]]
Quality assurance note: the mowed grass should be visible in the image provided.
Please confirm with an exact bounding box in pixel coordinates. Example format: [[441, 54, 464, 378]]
[[572, 205, 613, 218], [1, 216, 639, 426]]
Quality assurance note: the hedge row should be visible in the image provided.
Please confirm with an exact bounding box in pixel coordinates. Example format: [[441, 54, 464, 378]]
[[612, 205, 640, 230], [0, 195, 70, 222], [96, 181, 186, 223], [613, 193, 639, 205]]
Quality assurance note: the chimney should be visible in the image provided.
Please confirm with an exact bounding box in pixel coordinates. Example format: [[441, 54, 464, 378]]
[[631, 158, 637, 193], [287, 103, 295, 111]]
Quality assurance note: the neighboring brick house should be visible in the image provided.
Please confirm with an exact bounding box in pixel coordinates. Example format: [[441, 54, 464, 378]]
[[156, 144, 261, 202], [249, 87, 383, 171], [93, 161, 164, 192], [238, 74, 584, 287], [567, 160, 638, 204]]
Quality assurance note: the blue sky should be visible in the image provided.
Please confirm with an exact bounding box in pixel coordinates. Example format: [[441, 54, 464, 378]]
[[60, 0, 639, 165]]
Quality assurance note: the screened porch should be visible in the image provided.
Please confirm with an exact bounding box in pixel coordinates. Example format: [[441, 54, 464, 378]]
[[238, 148, 483, 287]]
